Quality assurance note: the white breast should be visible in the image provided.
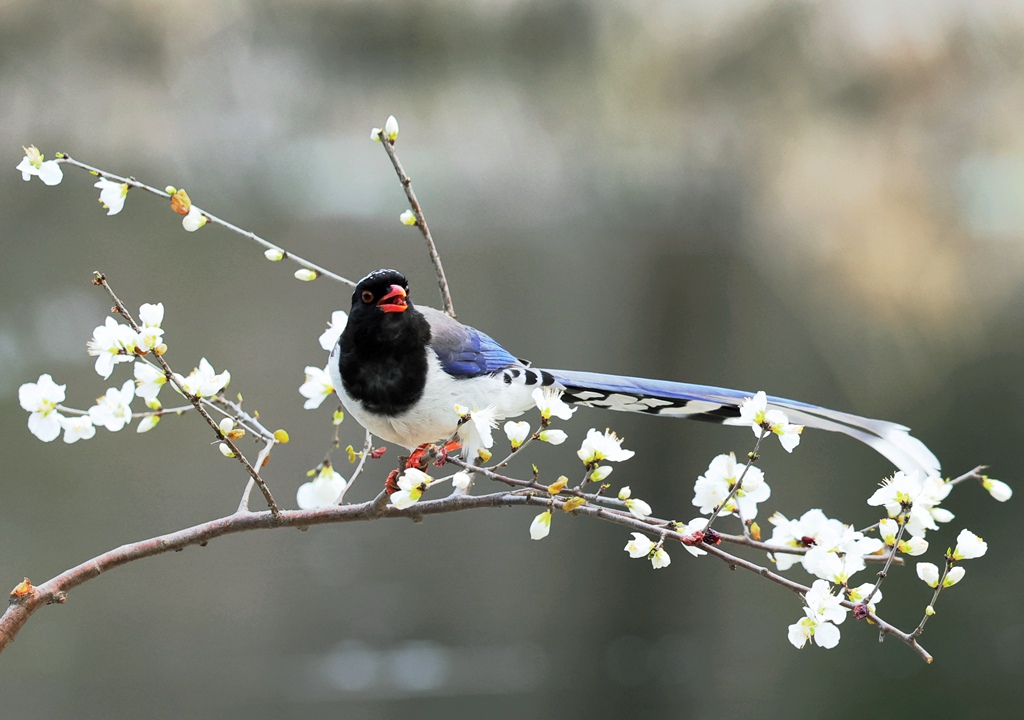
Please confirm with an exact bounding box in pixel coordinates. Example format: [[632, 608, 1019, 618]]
[[329, 343, 539, 451]]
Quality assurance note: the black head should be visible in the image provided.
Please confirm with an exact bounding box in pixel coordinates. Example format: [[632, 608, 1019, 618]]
[[336, 269, 431, 413], [351, 269, 411, 315]]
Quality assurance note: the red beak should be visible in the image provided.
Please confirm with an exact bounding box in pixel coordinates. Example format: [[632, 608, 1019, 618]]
[[377, 284, 408, 313]]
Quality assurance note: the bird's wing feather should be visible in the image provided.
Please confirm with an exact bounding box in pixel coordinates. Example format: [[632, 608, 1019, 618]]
[[420, 306, 521, 378]]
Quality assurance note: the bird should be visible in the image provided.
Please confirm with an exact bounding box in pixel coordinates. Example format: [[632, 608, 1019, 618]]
[[328, 269, 939, 476]]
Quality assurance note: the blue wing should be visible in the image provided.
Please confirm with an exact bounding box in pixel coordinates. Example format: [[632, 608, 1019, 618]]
[[421, 307, 521, 378]]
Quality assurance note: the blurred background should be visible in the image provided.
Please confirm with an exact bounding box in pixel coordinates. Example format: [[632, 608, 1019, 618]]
[[2, 0, 1022, 717]]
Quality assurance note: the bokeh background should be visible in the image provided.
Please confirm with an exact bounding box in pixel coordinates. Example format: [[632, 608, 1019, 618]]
[[2, 1, 1022, 717]]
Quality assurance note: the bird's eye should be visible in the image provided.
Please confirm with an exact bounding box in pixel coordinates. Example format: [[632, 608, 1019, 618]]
[[360, 290, 374, 304]]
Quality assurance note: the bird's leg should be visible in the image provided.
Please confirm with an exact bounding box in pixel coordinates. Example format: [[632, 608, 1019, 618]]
[[385, 443, 433, 495], [433, 440, 462, 467], [404, 443, 434, 470], [384, 441, 462, 495]]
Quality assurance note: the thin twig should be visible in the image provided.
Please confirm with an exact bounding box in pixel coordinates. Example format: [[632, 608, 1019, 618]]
[[697, 543, 933, 663], [56, 403, 193, 418], [947, 465, 988, 487], [703, 427, 769, 531], [237, 443, 275, 513], [375, 133, 455, 317], [58, 154, 356, 287], [345, 429, 375, 490], [214, 394, 278, 444], [93, 272, 281, 517]]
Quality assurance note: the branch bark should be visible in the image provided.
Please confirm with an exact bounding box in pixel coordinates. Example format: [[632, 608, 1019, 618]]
[[0, 489, 534, 655]]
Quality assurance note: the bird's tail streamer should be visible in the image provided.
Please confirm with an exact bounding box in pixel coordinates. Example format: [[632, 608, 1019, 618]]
[[546, 369, 939, 476]]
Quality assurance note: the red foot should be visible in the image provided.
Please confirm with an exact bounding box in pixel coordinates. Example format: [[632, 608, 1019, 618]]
[[434, 440, 462, 467], [385, 469, 401, 495], [405, 443, 433, 469]]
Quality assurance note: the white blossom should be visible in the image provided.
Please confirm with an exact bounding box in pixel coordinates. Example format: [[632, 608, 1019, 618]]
[[952, 529, 987, 560], [180, 358, 230, 398], [296, 465, 348, 509], [537, 429, 567, 445], [982, 477, 1012, 502], [59, 415, 96, 444], [868, 471, 953, 537], [451, 471, 472, 491], [383, 115, 399, 142], [650, 547, 671, 569], [577, 428, 634, 465], [460, 405, 498, 456], [182, 205, 207, 231], [845, 583, 881, 612], [299, 365, 334, 409], [678, 518, 709, 557], [88, 380, 136, 432], [916, 562, 965, 588], [622, 533, 671, 569], [529, 510, 552, 540], [739, 391, 804, 451], [788, 580, 847, 649], [877, 518, 929, 555], [318, 310, 349, 350], [624, 532, 655, 558], [86, 316, 138, 379], [17, 145, 63, 185], [766, 509, 843, 572], [135, 327, 164, 353], [94, 178, 128, 215], [945, 566, 966, 586], [812, 524, 885, 580], [134, 362, 166, 401], [504, 421, 530, 449], [391, 468, 432, 509], [532, 387, 575, 421], [18, 373, 67, 442], [136, 413, 160, 434], [692, 452, 770, 519], [139, 303, 163, 329], [624, 497, 652, 519]]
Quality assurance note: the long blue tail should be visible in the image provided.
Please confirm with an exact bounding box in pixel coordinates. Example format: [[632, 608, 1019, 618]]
[[546, 369, 939, 476]]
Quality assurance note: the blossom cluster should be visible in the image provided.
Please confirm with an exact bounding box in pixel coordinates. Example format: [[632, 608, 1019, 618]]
[[767, 469, 999, 650], [18, 303, 231, 445]]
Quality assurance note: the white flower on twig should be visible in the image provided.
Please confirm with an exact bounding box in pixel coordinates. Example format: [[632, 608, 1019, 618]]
[[18, 374, 67, 442], [17, 145, 63, 186], [94, 178, 128, 215]]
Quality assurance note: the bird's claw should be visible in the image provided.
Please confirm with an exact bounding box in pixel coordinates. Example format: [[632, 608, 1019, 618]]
[[434, 440, 462, 467], [404, 443, 433, 470], [384, 469, 401, 495]]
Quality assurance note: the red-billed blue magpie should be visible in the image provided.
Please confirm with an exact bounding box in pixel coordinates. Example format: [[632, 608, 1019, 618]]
[[328, 269, 939, 475]]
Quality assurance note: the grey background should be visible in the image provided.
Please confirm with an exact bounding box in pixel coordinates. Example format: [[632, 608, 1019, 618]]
[[2, 1, 1021, 718]]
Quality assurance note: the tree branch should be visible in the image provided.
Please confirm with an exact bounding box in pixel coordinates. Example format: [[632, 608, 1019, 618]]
[[0, 489, 539, 655], [56, 153, 357, 287], [374, 131, 456, 318], [93, 272, 282, 516]]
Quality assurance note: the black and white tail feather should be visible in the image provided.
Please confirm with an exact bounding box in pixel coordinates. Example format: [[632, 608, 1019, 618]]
[[332, 269, 940, 477], [548, 369, 940, 476]]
